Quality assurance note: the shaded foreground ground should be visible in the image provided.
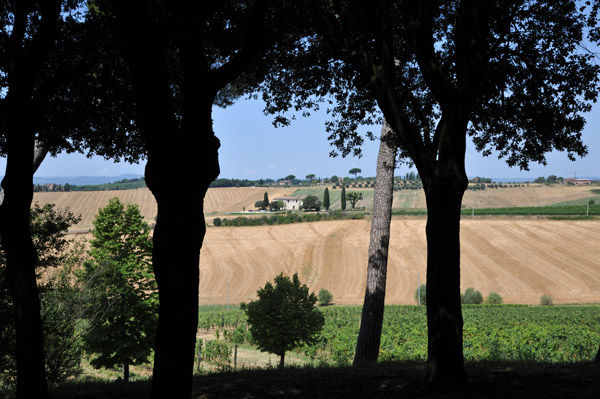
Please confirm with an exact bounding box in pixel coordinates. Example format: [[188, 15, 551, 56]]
[[48, 362, 599, 399]]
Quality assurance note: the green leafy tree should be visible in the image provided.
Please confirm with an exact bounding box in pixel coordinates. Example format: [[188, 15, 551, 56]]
[[263, 192, 269, 209], [349, 168, 361, 178], [485, 292, 503, 305], [317, 289, 333, 306], [81, 198, 156, 382], [1, 204, 82, 389], [243, 273, 324, 368], [540, 294, 554, 306], [346, 192, 362, 209], [462, 288, 483, 305], [330, 175, 339, 184], [269, 200, 284, 211], [301, 195, 322, 211], [341, 185, 347, 211], [285, 175, 296, 181], [305, 174, 316, 181], [323, 188, 330, 211]]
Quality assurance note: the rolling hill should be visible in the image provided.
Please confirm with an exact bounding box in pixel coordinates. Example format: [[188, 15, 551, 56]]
[[31, 184, 600, 305]]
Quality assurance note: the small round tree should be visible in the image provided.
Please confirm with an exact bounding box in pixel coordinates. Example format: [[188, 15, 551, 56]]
[[243, 273, 325, 368], [540, 294, 553, 306], [485, 291, 503, 304], [317, 289, 333, 306], [301, 195, 322, 211], [462, 287, 483, 304]]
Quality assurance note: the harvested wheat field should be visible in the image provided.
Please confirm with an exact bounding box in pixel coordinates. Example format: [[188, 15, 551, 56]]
[[199, 218, 600, 305], [32, 186, 296, 230], [387, 184, 595, 209], [32, 184, 597, 230]]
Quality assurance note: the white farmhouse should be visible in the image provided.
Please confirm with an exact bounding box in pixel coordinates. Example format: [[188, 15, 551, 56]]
[[273, 196, 305, 210]]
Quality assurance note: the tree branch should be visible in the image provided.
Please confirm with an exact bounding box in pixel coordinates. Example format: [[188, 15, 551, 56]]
[[207, 0, 273, 94], [411, 1, 456, 108]]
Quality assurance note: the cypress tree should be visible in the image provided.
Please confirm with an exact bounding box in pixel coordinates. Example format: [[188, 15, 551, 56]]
[[263, 192, 269, 209], [323, 188, 330, 211], [341, 185, 346, 211]]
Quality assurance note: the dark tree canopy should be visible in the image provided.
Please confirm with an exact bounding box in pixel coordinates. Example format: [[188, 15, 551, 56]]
[[254, 0, 600, 384]]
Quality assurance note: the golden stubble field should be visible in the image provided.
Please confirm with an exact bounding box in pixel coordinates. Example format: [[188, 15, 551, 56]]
[[32, 184, 600, 305], [32, 184, 596, 230], [199, 218, 600, 305]]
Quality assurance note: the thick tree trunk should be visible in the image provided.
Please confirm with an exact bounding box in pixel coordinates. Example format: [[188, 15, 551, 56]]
[[148, 157, 215, 398], [123, 362, 129, 383], [0, 125, 48, 398], [353, 121, 396, 366], [279, 351, 285, 369], [422, 164, 468, 385]]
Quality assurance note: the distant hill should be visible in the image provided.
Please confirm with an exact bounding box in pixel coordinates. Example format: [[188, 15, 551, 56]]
[[30, 174, 143, 186]]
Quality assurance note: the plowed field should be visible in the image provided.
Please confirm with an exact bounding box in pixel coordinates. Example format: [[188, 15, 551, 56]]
[[199, 219, 600, 305]]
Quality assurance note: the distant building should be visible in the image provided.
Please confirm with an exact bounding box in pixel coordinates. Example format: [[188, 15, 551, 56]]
[[278, 180, 292, 186], [273, 196, 305, 210], [564, 178, 591, 185]]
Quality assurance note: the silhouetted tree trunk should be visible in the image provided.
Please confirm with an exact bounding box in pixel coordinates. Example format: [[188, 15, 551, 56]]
[[353, 121, 396, 366], [279, 351, 285, 369], [110, 2, 270, 397], [420, 134, 468, 384], [0, 1, 59, 396], [0, 129, 47, 399], [123, 363, 130, 383], [595, 346, 600, 363]]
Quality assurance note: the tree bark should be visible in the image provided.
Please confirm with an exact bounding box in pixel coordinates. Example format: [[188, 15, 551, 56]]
[[420, 118, 469, 385], [0, 125, 48, 398], [123, 362, 129, 383], [353, 121, 396, 366], [279, 351, 285, 369]]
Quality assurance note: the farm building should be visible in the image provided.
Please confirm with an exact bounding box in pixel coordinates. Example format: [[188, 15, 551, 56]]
[[564, 178, 592, 185], [273, 196, 305, 210]]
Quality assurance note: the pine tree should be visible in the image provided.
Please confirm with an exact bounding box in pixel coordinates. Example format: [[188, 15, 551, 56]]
[[323, 188, 330, 211]]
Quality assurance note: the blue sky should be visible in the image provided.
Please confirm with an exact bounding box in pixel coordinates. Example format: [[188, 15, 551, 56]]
[[1, 97, 599, 181]]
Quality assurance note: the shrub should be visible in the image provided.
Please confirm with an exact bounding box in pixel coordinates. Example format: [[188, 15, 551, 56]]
[[540, 294, 553, 306], [203, 339, 231, 369], [485, 291, 503, 304], [213, 217, 222, 227], [318, 289, 333, 306], [414, 283, 426, 305], [462, 287, 483, 304]]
